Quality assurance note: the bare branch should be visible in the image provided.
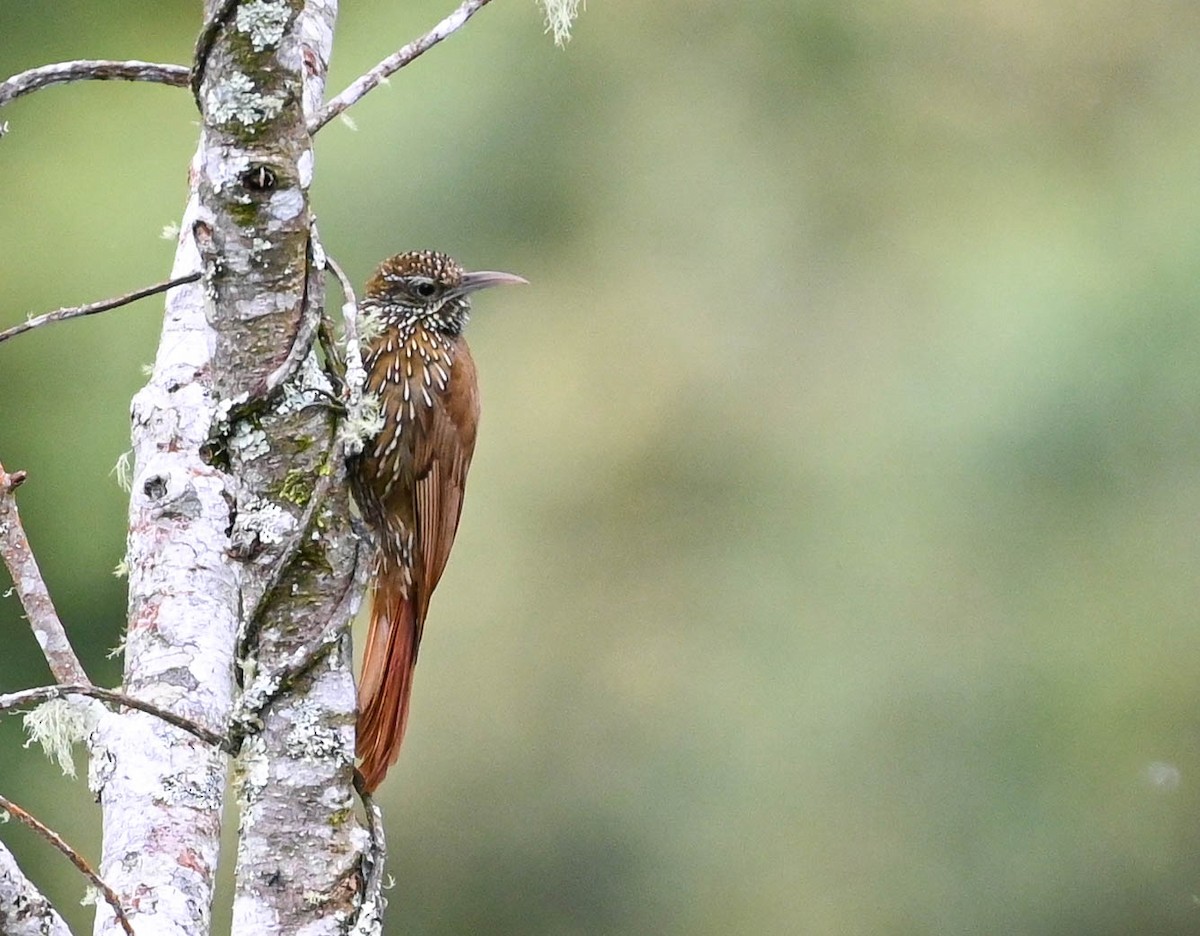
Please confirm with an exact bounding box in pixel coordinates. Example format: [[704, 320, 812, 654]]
[[0, 60, 188, 108], [0, 463, 89, 685], [0, 684, 231, 752], [0, 842, 72, 936], [0, 272, 202, 346], [323, 255, 358, 311], [309, 0, 497, 133], [324, 250, 367, 405], [0, 795, 134, 936]]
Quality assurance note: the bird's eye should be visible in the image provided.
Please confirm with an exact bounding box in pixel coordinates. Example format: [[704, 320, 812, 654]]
[[414, 281, 437, 298]]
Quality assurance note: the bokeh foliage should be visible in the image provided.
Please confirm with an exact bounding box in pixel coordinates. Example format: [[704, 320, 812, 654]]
[[4, 1, 1200, 933]]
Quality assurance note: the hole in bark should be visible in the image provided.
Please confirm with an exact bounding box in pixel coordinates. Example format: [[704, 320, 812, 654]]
[[192, 220, 213, 247], [241, 164, 277, 192], [142, 474, 168, 501], [199, 440, 229, 472]]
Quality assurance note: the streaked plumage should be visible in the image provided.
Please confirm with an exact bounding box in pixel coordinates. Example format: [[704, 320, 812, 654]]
[[350, 250, 525, 792]]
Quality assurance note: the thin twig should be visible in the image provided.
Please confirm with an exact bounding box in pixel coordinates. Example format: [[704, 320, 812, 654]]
[[323, 253, 358, 315], [0, 794, 136, 936], [0, 60, 189, 108], [349, 778, 389, 931], [0, 272, 201, 345], [316, 312, 346, 395], [323, 251, 365, 405], [0, 684, 231, 752], [0, 464, 89, 685], [308, 0, 497, 133]]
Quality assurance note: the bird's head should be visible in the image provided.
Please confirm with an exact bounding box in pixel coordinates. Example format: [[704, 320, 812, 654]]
[[364, 250, 526, 336]]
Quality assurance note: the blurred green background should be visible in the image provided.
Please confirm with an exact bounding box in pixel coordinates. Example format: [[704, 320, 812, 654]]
[[4, 1, 1200, 933]]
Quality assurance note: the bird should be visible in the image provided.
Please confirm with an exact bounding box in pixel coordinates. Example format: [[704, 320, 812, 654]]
[[350, 250, 526, 792]]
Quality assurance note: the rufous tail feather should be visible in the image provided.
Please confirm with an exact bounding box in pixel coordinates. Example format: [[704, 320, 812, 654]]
[[356, 553, 422, 792]]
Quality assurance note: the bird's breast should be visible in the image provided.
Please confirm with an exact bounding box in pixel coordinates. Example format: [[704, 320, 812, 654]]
[[370, 323, 453, 416], [361, 325, 457, 494]]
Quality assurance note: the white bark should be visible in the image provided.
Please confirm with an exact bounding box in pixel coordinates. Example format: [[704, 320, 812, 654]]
[[92, 1, 364, 934], [4, 1, 543, 931], [91, 156, 238, 936], [0, 844, 72, 936]]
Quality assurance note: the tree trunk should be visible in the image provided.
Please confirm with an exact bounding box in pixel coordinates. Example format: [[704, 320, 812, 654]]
[[92, 2, 367, 934]]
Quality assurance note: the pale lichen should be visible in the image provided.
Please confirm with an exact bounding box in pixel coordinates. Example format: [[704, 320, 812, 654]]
[[206, 71, 287, 127], [237, 496, 295, 546], [239, 735, 271, 798], [341, 391, 384, 457], [278, 352, 333, 416], [284, 703, 341, 759], [107, 633, 127, 660], [235, 0, 293, 51], [297, 148, 315, 188], [214, 392, 251, 435], [24, 699, 96, 778], [356, 306, 383, 343], [540, 0, 582, 45], [111, 448, 133, 492], [230, 421, 270, 460], [268, 187, 306, 221]]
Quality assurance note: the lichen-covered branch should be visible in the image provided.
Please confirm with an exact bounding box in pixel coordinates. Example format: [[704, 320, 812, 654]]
[[86, 0, 365, 932], [0, 683, 229, 751], [323, 250, 367, 415], [0, 463, 89, 685], [0, 842, 71, 936], [0, 59, 188, 108], [185, 0, 366, 932]]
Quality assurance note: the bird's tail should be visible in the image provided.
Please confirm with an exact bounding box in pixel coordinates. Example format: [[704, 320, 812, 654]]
[[356, 551, 422, 792]]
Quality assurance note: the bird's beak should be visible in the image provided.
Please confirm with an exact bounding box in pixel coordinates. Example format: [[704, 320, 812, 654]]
[[452, 270, 529, 298]]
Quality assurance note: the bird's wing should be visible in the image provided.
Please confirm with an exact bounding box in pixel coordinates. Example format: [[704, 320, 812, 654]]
[[412, 342, 479, 620]]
